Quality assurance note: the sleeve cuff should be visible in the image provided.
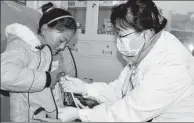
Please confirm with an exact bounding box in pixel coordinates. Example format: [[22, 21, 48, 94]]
[[45, 71, 51, 88], [82, 83, 99, 99], [78, 109, 92, 122]]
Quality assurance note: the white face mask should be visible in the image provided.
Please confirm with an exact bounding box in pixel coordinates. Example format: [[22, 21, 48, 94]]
[[116, 33, 145, 58]]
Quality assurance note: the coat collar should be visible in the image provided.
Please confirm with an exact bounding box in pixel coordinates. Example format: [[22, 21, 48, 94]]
[[5, 23, 42, 52]]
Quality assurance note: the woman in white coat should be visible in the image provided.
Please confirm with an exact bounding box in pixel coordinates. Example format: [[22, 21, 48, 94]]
[[58, 0, 194, 122]]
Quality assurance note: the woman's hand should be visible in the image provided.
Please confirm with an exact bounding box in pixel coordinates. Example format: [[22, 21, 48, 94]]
[[58, 107, 80, 122], [60, 76, 87, 94]]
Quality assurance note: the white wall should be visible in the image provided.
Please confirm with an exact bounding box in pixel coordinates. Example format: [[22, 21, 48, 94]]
[[155, 1, 194, 14]]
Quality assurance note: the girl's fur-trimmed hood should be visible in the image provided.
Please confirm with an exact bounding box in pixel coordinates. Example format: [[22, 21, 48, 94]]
[[5, 23, 42, 52]]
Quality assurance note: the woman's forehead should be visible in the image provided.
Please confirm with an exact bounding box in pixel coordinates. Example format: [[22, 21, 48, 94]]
[[115, 25, 135, 34], [115, 21, 134, 30]]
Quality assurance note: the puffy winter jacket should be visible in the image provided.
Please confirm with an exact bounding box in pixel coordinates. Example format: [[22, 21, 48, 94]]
[[1, 23, 76, 122]]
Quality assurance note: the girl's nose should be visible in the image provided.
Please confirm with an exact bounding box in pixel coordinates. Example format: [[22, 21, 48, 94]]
[[59, 42, 67, 51]]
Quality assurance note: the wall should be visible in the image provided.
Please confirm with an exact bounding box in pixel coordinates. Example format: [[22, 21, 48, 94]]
[[154, 1, 194, 14], [97, 1, 194, 31]]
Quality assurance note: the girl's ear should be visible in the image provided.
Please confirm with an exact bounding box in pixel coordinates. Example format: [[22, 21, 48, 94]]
[[41, 24, 48, 36]]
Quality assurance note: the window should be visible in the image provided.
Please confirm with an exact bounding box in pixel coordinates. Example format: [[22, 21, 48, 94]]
[[10, 0, 26, 6]]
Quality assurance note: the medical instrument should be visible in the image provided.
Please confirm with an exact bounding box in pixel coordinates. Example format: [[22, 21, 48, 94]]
[[60, 75, 81, 109]]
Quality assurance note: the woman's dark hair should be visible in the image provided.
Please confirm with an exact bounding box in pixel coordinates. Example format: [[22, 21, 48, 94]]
[[110, 0, 167, 33], [38, 2, 77, 34]]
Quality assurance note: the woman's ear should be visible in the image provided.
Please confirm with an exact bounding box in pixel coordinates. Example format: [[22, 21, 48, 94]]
[[143, 29, 155, 41], [142, 30, 148, 41]]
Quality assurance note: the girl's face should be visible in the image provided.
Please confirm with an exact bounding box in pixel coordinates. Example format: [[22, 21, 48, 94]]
[[42, 25, 75, 55]]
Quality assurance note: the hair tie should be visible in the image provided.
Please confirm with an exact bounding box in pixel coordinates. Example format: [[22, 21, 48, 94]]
[[45, 6, 55, 13]]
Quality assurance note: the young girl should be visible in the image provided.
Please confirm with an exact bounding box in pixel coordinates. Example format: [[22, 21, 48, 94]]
[[1, 2, 77, 122]]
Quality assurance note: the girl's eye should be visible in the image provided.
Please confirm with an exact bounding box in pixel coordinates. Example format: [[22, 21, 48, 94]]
[[60, 40, 64, 43]]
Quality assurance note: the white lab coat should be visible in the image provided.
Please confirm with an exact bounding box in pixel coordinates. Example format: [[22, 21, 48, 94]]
[[78, 30, 194, 122]]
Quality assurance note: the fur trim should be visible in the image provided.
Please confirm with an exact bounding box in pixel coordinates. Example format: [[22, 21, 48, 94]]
[[5, 23, 41, 52], [191, 13, 194, 20]]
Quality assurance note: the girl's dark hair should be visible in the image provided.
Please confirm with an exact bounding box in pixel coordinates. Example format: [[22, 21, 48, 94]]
[[38, 2, 77, 34], [110, 0, 167, 33]]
